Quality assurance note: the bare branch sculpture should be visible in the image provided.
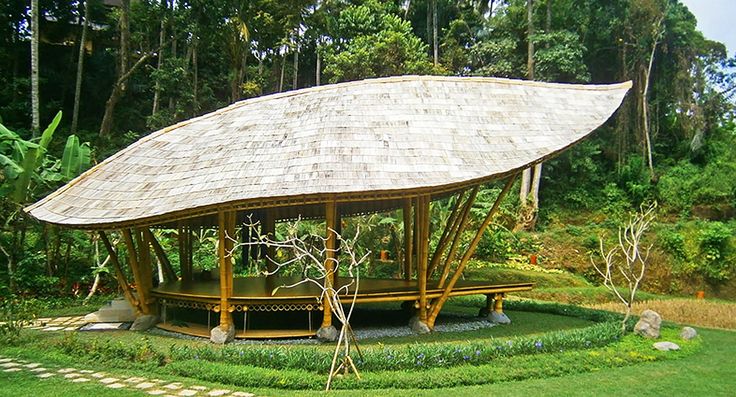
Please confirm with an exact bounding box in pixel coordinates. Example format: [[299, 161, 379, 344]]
[[226, 218, 369, 390], [591, 202, 657, 333]]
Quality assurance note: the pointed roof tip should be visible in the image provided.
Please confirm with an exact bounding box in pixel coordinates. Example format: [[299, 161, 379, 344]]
[[26, 76, 630, 229]]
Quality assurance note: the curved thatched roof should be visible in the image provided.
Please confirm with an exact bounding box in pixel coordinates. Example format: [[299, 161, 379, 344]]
[[26, 75, 631, 229]]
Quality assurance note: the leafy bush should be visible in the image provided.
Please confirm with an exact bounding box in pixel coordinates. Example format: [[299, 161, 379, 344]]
[[0, 296, 40, 345], [698, 222, 734, 281], [54, 334, 167, 368]]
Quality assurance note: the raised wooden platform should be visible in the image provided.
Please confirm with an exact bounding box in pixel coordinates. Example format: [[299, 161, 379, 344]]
[[150, 277, 533, 339]]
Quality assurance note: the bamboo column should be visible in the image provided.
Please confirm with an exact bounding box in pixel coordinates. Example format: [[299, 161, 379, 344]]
[[143, 228, 177, 282], [121, 229, 152, 315], [99, 231, 140, 313], [319, 200, 338, 340], [426, 175, 517, 328], [403, 198, 413, 280], [177, 222, 193, 281], [262, 209, 276, 275], [436, 187, 479, 288], [213, 210, 236, 343], [416, 195, 430, 325]]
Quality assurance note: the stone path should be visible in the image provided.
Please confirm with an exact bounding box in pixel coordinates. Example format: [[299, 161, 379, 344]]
[[24, 316, 88, 332], [0, 355, 256, 397]]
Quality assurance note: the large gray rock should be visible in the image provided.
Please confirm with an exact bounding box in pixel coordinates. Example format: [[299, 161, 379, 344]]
[[653, 341, 680, 351], [634, 309, 661, 339], [316, 325, 338, 342], [680, 326, 698, 340], [84, 298, 136, 323], [489, 311, 511, 324], [409, 316, 431, 334], [210, 325, 235, 344], [130, 314, 159, 331]]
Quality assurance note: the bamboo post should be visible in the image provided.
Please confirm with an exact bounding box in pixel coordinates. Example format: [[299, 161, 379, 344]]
[[319, 200, 338, 340], [213, 210, 236, 343], [427, 189, 465, 277], [178, 222, 192, 281], [99, 231, 140, 313], [416, 195, 430, 324], [135, 229, 155, 294], [494, 293, 504, 314], [436, 187, 479, 288], [263, 209, 276, 275], [121, 229, 151, 315], [403, 198, 413, 281], [144, 228, 177, 282], [427, 175, 517, 327]]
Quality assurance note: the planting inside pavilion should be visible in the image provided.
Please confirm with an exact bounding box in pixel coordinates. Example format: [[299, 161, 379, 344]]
[[26, 76, 630, 343]]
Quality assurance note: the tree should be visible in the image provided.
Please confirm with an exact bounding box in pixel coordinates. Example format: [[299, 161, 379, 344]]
[[30, 0, 40, 136], [71, 0, 92, 135], [592, 202, 657, 333]]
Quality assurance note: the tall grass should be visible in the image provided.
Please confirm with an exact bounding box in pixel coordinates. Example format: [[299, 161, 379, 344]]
[[588, 299, 736, 329]]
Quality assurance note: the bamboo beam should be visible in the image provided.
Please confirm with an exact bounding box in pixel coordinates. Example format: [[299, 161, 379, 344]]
[[144, 228, 177, 282], [99, 231, 140, 313], [427, 175, 517, 327], [436, 186, 479, 288], [121, 229, 150, 315], [135, 229, 154, 292], [428, 189, 468, 278], [416, 195, 430, 323], [403, 198, 413, 281], [321, 200, 338, 329], [217, 210, 236, 330]]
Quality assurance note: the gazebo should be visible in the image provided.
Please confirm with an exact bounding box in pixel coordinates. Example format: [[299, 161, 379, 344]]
[[25, 76, 630, 343]]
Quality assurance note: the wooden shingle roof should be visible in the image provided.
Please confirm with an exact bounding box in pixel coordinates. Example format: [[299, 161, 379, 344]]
[[25, 75, 631, 229]]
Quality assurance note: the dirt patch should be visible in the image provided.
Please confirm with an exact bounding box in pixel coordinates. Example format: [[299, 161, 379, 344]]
[[588, 298, 736, 329]]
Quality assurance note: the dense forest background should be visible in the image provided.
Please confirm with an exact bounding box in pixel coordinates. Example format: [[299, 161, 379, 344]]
[[1, 0, 735, 302]]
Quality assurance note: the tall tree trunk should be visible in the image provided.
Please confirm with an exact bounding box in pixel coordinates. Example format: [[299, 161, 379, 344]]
[[30, 0, 40, 136], [71, 0, 91, 135], [433, 0, 439, 66], [279, 54, 286, 93], [526, 0, 535, 80], [293, 42, 299, 89], [100, 0, 131, 136], [151, 0, 167, 116], [315, 45, 321, 86], [546, 0, 552, 32], [642, 17, 664, 181], [0, 241, 15, 293], [426, 1, 432, 55], [192, 37, 198, 112]]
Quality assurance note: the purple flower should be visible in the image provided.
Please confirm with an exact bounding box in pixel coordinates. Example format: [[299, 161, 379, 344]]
[[475, 349, 481, 356], [535, 341, 543, 350], [463, 355, 470, 361], [417, 353, 425, 360]]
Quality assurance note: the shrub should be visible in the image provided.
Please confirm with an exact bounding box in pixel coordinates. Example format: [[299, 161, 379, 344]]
[[0, 296, 40, 345], [698, 222, 734, 281]]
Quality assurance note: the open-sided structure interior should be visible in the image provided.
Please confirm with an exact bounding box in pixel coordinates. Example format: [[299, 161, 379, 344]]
[[26, 75, 630, 342]]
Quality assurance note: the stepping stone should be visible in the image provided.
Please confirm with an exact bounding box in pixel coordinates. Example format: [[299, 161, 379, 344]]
[[106, 383, 126, 389], [147, 391, 167, 396], [3, 368, 22, 372], [163, 383, 183, 390], [91, 372, 107, 378], [30, 368, 47, 372], [37, 373, 55, 378], [231, 393, 254, 397], [136, 382, 157, 389], [208, 390, 231, 396], [125, 377, 147, 383], [100, 377, 120, 384], [0, 358, 11, 363], [43, 327, 64, 331], [72, 377, 91, 383], [24, 363, 41, 368], [64, 373, 82, 379], [58, 368, 77, 373], [192, 386, 208, 391], [63, 327, 78, 331], [178, 390, 198, 397], [79, 369, 94, 374], [0, 362, 19, 368]]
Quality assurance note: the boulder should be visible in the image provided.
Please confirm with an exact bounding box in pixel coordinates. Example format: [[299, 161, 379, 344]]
[[653, 341, 680, 351], [489, 311, 511, 324], [210, 325, 235, 344], [680, 326, 698, 340], [316, 325, 338, 342], [409, 316, 431, 334], [634, 309, 661, 339], [130, 314, 159, 331]]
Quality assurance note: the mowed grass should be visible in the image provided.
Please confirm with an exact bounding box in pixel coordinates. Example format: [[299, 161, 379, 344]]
[[588, 298, 736, 330]]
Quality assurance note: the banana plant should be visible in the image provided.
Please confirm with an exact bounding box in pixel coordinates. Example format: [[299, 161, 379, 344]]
[[60, 135, 91, 181]]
